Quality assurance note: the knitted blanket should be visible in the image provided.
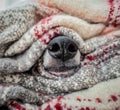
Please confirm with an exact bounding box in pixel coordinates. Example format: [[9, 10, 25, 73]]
[[9, 77, 120, 110], [0, 0, 120, 110]]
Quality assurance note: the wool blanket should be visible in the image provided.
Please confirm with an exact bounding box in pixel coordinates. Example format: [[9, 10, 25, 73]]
[[0, 0, 120, 110]]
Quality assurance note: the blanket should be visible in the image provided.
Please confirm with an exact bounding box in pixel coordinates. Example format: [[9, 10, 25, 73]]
[[0, 0, 120, 110], [9, 77, 120, 110]]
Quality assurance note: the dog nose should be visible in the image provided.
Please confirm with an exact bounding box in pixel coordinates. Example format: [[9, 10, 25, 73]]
[[48, 36, 78, 61]]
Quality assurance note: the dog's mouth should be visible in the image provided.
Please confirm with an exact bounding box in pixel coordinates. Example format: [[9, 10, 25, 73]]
[[35, 49, 81, 78], [43, 64, 81, 77]]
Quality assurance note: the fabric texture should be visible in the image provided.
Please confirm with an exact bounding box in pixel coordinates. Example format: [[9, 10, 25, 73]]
[[7, 77, 120, 110], [0, 0, 120, 110]]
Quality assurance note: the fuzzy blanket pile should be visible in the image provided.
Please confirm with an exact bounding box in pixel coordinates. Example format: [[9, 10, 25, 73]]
[[0, 0, 120, 110]]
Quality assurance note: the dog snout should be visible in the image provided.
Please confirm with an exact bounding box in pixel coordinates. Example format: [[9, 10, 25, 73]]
[[48, 36, 78, 61]]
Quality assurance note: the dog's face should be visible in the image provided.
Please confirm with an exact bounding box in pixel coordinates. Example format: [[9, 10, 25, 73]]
[[37, 36, 81, 78]]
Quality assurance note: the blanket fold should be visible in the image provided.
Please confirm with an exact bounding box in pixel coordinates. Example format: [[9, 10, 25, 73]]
[[36, 0, 120, 25], [9, 77, 120, 110]]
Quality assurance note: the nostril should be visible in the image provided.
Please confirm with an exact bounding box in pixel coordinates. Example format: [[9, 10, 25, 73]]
[[67, 44, 78, 53], [48, 36, 78, 61], [48, 43, 60, 52]]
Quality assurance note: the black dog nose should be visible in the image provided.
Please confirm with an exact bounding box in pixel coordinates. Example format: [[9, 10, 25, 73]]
[[48, 36, 78, 61]]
